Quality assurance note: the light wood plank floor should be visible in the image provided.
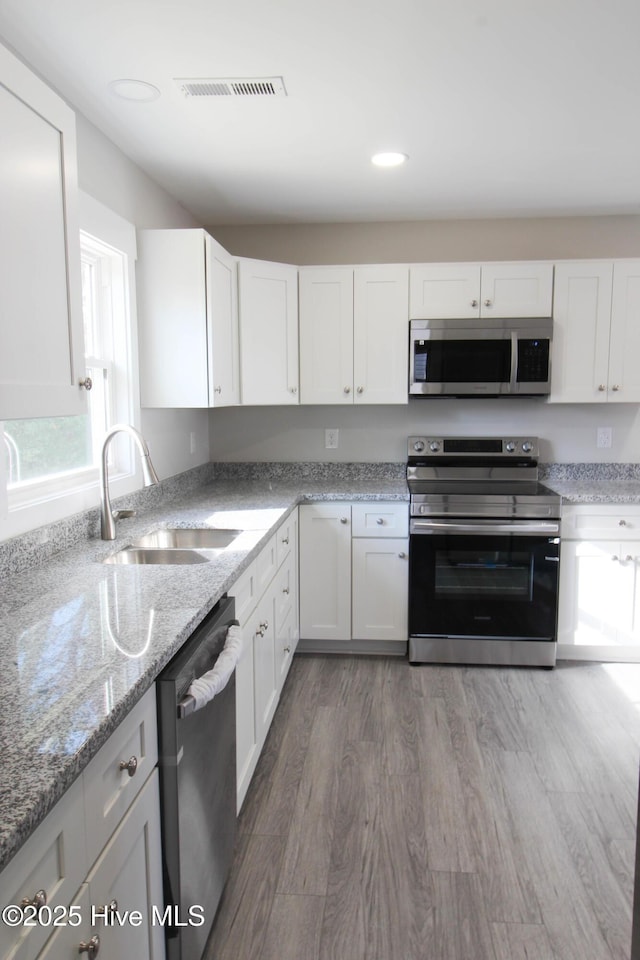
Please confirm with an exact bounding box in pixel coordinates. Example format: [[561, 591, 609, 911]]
[[205, 656, 640, 960]]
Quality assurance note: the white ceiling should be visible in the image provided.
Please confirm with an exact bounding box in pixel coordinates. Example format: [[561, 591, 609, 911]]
[[1, 0, 639, 226]]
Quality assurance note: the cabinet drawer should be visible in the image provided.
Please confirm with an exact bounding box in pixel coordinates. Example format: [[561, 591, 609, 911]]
[[229, 558, 258, 625], [256, 533, 278, 593], [82, 686, 157, 867], [351, 502, 408, 538], [562, 505, 640, 540], [0, 779, 86, 960]]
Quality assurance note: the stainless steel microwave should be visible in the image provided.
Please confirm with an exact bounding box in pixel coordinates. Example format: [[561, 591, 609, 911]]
[[409, 317, 553, 397]]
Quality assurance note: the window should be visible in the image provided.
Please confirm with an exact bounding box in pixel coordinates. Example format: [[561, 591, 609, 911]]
[[1, 194, 139, 534]]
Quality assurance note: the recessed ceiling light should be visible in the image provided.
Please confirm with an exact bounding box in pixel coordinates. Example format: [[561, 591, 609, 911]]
[[108, 79, 161, 102], [371, 152, 408, 167]]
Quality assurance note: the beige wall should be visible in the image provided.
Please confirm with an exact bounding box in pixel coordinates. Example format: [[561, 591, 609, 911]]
[[210, 215, 640, 265]]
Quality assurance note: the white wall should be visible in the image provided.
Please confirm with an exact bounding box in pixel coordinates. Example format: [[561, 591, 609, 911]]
[[209, 401, 640, 465]]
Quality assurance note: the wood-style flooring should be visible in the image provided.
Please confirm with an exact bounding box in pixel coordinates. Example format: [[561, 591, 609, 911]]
[[205, 655, 640, 960]]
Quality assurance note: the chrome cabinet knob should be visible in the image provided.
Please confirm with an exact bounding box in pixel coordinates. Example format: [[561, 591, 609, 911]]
[[344, 386, 351, 394], [282, 536, 289, 544], [612, 555, 619, 561], [619, 519, 628, 526], [340, 517, 348, 524], [284, 645, 291, 654], [282, 586, 290, 595], [78, 935, 100, 957], [357, 386, 364, 394], [376, 517, 384, 525], [598, 384, 606, 391], [612, 384, 620, 391], [214, 386, 222, 394], [290, 386, 298, 394], [79, 376, 93, 391], [471, 299, 478, 307], [21, 889, 47, 910], [484, 299, 492, 307], [119, 756, 138, 778], [626, 555, 634, 562], [398, 552, 406, 559]]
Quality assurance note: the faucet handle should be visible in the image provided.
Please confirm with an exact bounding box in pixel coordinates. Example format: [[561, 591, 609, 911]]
[[113, 509, 136, 521]]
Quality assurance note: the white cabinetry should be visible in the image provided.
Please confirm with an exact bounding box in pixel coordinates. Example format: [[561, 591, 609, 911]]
[[238, 259, 299, 405], [558, 505, 640, 661], [230, 510, 299, 810], [0, 687, 164, 960], [299, 265, 409, 404], [299, 502, 408, 654], [409, 262, 553, 320], [550, 260, 640, 403], [137, 229, 239, 407], [0, 41, 87, 420]]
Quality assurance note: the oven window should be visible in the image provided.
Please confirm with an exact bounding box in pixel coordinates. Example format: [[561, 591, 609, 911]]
[[435, 548, 533, 600]]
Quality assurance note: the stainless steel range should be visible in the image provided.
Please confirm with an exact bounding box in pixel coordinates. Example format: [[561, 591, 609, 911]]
[[407, 436, 561, 667]]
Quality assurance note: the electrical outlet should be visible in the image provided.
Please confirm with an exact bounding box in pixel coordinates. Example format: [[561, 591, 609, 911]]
[[597, 426, 612, 449], [325, 428, 339, 449]]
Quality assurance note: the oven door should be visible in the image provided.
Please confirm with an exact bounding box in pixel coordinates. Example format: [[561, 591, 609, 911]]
[[409, 519, 560, 642]]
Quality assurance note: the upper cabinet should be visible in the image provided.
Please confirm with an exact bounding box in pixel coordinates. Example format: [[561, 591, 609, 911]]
[[238, 259, 299, 405], [299, 265, 409, 404], [137, 229, 239, 407], [0, 42, 87, 419], [550, 260, 640, 403], [409, 262, 554, 320]]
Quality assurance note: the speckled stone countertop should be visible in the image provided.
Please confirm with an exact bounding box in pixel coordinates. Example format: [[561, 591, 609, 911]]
[[0, 469, 408, 872], [541, 463, 640, 503]]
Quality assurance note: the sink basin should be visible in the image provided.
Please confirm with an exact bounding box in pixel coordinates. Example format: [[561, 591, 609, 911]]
[[104, 547, 211, 565], [133, 528, 242, 549]]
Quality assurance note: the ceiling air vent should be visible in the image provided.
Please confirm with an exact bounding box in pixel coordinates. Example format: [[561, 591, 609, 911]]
[[175, 77, 287, 98]]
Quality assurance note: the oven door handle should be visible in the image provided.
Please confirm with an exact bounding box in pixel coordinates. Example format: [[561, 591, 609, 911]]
[[410, 519, 561, 536]]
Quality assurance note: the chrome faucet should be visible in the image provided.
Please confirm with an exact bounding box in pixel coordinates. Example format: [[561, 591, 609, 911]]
[[100, 424, 160, 540]]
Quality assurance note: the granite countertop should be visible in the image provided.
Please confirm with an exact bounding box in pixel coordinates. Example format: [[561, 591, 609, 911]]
[[0, 475, 408, 872]]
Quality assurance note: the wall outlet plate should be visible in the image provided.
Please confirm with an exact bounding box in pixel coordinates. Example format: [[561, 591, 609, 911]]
[[596, 426, 612, 449], [325, 428, 339, 449]]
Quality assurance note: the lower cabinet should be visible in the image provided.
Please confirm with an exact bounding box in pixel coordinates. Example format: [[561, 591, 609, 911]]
[[230, 509, 299, 811], [558, 505, 640, 660], [0, 687, 164, 960], [299, 502, 408, 654]]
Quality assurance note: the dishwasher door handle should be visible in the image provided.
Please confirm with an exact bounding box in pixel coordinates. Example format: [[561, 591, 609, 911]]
[[178, 621, 242, 718]]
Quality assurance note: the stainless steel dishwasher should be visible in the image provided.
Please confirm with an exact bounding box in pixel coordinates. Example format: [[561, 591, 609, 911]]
[[156, 595, 238, 960]]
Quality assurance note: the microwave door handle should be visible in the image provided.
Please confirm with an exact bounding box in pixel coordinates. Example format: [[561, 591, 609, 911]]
[[510, 331, 518, 390]]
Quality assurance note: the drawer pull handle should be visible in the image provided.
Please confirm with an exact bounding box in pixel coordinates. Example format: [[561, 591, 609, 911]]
[[119, 756, 138, 778], [78, 934, 101, 957], [21, 889, 47, 910]]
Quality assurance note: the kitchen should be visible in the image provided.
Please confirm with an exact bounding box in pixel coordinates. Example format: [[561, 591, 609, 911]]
[[2, 1, 640, 958]]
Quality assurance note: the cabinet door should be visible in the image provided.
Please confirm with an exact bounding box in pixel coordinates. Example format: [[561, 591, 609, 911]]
[[87, 770, 164, 960], [299, 267, 354, 403], [352, 538, 408, 643], [0, 42, 86, 419], [480, 262, 553, 318], [549, 262, 613, 403], [608, 260, 640, 402], [235, 619, 257, 811], [353, 266, 409, 404], [137, 229, 210, 407], [238, 259, 299, 404], [558, 540, 627, 648], [206, 235, 240, 406], [252, 591, 278, 751], [299, 504, 351, 641], [409, 264, 481, 319]]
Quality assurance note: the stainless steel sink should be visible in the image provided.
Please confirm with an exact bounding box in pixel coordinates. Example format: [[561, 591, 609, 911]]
[[133, 528, 242, 549], [104, 547, 211, 565]]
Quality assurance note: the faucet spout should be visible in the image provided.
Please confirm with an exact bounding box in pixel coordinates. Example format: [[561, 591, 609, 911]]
[[100, 424, 160, 540]]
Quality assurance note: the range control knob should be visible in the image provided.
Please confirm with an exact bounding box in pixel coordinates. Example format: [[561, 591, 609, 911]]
[[522, 441, 533, 453], [429, 440, 441, 453], [413, 440, 425, 453], [505, 441, 516, 453]]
